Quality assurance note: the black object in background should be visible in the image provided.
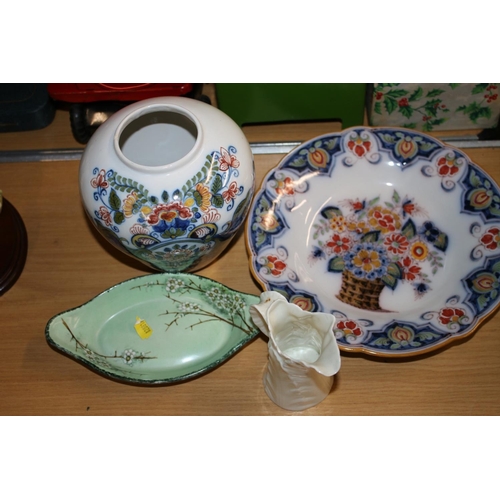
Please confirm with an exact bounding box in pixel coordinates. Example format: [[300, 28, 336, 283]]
[[0, 84, 55, 132]]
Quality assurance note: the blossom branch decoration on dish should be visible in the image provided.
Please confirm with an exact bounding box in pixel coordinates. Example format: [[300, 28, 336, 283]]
[[61, 318, 156, 369], [132, 276, 257, 336]]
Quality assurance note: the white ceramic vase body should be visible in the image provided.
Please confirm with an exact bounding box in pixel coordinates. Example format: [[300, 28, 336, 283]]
[[79, 97, 255, 273], [250, 292, 341, 411]]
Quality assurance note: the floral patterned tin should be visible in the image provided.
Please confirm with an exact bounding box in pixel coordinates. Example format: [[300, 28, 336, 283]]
[[368, 84, 500, 132]]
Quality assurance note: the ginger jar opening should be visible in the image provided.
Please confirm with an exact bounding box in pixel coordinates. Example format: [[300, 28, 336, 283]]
[[78, 97, 255, 272]]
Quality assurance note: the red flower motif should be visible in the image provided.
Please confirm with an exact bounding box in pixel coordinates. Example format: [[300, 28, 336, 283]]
[[398, 98, 409, 107], [326, 234, 351, 254], [98, 206, 112, 226], [399, 256, 421, 281], [146, 202, 193, 225], [275, 176, 295, 196], [91, 169, 109, 189], [402, 200, 415, 215], [384, 233, 409, 255], [336, 320, 363, 337], [480, 227, 500, 250], [375, 92, 383, 100], [347, 134, 371, 158], [266, 255, 287, 276], [218, 147, 240, 171], [438, 307, 466, 326], [437, 156, 460, 176], [369, 208, 400, 233], [222, 181, 238, 203]]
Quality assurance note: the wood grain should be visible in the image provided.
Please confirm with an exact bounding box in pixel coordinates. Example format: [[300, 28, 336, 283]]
[[1, 92, 499, 415]]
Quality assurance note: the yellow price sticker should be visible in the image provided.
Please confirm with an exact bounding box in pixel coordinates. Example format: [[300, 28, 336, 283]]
[[134, 316, 153, 339]]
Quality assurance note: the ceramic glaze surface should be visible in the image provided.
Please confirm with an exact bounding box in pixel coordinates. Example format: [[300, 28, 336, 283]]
[[79, 97, 255, 273], [45, 273, 260, 384], [250, 291, 340, 411], [246, 127, 500, 357]]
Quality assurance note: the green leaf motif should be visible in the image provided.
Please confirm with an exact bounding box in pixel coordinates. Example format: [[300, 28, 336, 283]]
[[212, 174, 223, 194], [113, 211, 125, 225], [472, 83, 489, 95], [404, 122, 417, 129], [409, 87, 423, 102], [374, 101, 382, 115], [290, 157, 307, 167], [449, 83, 461, 90], [382, 274, 398, 290], [387, 262, 402, 279], [489, 205, 500, 216], [401, 218, 416, 239], [469, 106, 492, 123], [193, 190, 203, 207], [426, 89, 445, 98], [328, 256, 345, 273], [478, 294, 488, 310], [424, 99, 441, 117], [386, 89, 409, 98], [212, 194, 224, 209], [321, 206, 343, 219], [384, 97, 398, 115], [400, 106, 413, 119], [161, 190, 169, 202], [433, 231, 448, 252], [109, 189, 121, 211], [360, 230, 381, 243], [469, 170, 482, 188], [393, 191, 400, 203]]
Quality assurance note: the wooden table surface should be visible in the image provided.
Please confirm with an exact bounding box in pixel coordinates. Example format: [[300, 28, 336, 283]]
[[1, 95, 500, 416]]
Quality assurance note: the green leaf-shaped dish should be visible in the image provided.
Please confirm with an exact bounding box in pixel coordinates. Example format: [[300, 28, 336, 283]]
[[45, 274, 260, 384]]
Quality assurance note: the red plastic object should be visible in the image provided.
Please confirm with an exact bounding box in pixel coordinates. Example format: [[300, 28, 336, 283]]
[[47, 83, 194, 103]]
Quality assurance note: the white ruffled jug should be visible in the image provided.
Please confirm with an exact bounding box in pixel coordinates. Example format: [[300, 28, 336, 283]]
[[250, 292, 341, 411]]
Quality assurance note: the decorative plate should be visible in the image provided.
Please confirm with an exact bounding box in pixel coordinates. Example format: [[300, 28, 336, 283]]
[[246, 127, 500, 357], [46, 273, 260, 384], [0, 197, 28, 296]]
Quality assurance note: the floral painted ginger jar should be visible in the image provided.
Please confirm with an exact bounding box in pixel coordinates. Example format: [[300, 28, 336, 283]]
[[79, 97, 255, 272]]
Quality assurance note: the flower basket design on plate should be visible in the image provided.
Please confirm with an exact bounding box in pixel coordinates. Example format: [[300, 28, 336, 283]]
[[312, 190, 448, 311], [246, 127, 500, 356]]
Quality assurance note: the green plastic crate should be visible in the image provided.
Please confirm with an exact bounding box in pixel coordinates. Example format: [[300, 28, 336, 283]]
[[215, 83, 366, 129]]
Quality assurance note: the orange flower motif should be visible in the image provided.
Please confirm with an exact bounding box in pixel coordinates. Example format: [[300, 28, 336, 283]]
[[195, 183, 211, 212], [368, 206, 401, 233], [395, 136, 419, 160], [326, 234, 351, 254], [123, 191, 139, 217], [308, 148, 330, 168], [329, 215, 346, 232], [410, 241, 428, 260], [384, 234, 409, 255]]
